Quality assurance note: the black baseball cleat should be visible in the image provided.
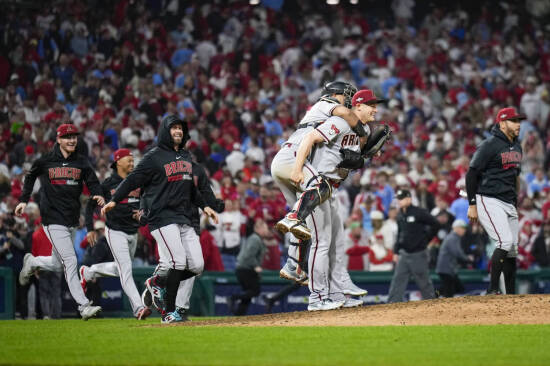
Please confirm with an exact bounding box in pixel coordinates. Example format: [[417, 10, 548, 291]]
[[176, 307, 189, 322], [486, 289, 502, 295]]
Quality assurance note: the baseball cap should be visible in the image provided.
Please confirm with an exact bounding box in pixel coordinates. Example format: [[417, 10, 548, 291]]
[[370, 210, 384, 220], [396, 189, 411, 200], [94, 221, 106, 230], [495, 107, 526, 123], [111, 148, 132, 169], [352, 90, 387, 107], [56, 124, 79, 138], [452, 219, 468, 228]]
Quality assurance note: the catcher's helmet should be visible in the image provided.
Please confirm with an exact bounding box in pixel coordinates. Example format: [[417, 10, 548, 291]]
[[322, 81, 357, 108]]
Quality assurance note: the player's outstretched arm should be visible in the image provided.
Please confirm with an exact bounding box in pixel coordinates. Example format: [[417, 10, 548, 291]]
[[332, 106, 368, 137]]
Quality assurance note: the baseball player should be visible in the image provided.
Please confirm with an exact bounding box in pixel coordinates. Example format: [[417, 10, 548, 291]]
[[16, 123, 105, 320], [290, 89, 388, 310], [272, 81, 367, 283], [466, 107, 525, 295], [81, 148, 151, 320], [101, 115, 219, 324], [141, 161, 225, 321]]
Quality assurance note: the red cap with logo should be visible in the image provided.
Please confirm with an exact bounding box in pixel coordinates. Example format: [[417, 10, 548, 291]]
[[495, 107, 526, 123], [56, 124, 79, 137], [351, 90, 387, 107], [111, 148, 132, 168]]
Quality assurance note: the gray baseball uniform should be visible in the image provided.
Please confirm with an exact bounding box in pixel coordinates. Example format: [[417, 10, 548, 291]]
[[305, 116, 364, 304], [271, 100, 341, 261]]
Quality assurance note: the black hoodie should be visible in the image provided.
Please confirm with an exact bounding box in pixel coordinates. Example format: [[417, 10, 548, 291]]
[[468, 125, 522, 205], [20, 143, 102, 227], [85, 171, 140, 234], [111, 116, 205, 231]]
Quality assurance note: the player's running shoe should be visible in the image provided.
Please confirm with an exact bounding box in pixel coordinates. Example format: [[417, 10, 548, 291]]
[[342, 298, 364, 308], [307, 299, 345, 312], [279, 259, 308, 285], [136, 306, 152, 320], [275, 212, 311, 241], [161, 311, 183, 324], [176, 307, 189, 322], [343, 283, 368, 296], [80, 302, 102, 320], [19, 253, 34, 286], [145, 276, 166, 313], [79, 265, 89, 292]]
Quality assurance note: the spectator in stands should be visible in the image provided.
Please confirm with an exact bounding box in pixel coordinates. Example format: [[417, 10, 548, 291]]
[[344, 221, 369, 271], [218, 197, 247, 271]]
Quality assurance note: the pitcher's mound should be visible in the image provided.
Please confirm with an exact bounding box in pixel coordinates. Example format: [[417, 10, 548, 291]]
[[189, 294, 550, 327]]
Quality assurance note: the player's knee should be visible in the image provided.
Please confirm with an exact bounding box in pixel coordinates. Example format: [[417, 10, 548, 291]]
[[188, 257, 204, 274]]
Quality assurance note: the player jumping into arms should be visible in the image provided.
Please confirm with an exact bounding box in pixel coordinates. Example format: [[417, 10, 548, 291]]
[[102, 115, 219, 324], [466, 107, 524, 295], [16, 124, 105, 320], [272, 81, 369, 284], [82, 148, 151, 320], [290, 90, 390, 310]]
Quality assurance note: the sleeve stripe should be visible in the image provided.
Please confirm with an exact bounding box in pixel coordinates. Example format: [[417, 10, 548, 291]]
[[315, 128, 330, 142], [329, 104, 338, 116]]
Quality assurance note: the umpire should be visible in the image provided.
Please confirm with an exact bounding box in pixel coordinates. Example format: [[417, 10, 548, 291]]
[[388, 189, 440, 303], [466, 107, 524, 295]]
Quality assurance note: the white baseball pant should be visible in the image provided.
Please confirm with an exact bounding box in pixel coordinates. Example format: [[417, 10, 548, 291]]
[[151, 224, 200, 310], [271, 143, 320, 264], [306, 200, 334, 304], [327, 197, 349, 302], [477, 194, 519, 257], [32, 225, 90, 308], [151, 224, 204, 273], [82, 227, 143, 315]]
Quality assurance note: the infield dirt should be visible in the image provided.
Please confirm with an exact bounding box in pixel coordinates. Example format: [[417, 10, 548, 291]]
[[181, 294, 550, 327]]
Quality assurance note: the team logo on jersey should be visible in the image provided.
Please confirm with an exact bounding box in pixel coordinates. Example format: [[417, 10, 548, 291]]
[[500, 151, 522, 170], [48, 167, 82, 185], [341, 134, 360, 147], [329, 124, 340, 135], [164, 160, 192, 182]]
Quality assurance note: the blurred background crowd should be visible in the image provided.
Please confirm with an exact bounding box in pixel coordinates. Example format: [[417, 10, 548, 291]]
[[1, 0, 550, 318]]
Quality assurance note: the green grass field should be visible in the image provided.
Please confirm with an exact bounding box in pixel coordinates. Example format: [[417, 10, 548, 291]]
[[1, 319, 549, 366]]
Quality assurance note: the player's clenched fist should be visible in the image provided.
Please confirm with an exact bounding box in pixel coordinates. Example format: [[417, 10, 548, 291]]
[[14, 202, 27, 217]]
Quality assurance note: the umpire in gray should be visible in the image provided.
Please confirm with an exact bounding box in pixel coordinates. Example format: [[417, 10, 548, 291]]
[[436, 219, 472, 297], [388, 189, 440, 303]]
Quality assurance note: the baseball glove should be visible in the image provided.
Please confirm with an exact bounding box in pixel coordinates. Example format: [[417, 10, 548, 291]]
[[362, 124, 392, 158], [337, 148, 365, 170]]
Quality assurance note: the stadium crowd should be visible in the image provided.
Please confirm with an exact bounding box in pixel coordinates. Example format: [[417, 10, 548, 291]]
[[1, 0, 550, 317]]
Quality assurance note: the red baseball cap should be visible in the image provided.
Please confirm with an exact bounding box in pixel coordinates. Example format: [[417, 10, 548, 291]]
[[111, 148, 132, 168], [56, 124, 79, 138], [351, 90, 387, 107], [495, 107, 526, 123]]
